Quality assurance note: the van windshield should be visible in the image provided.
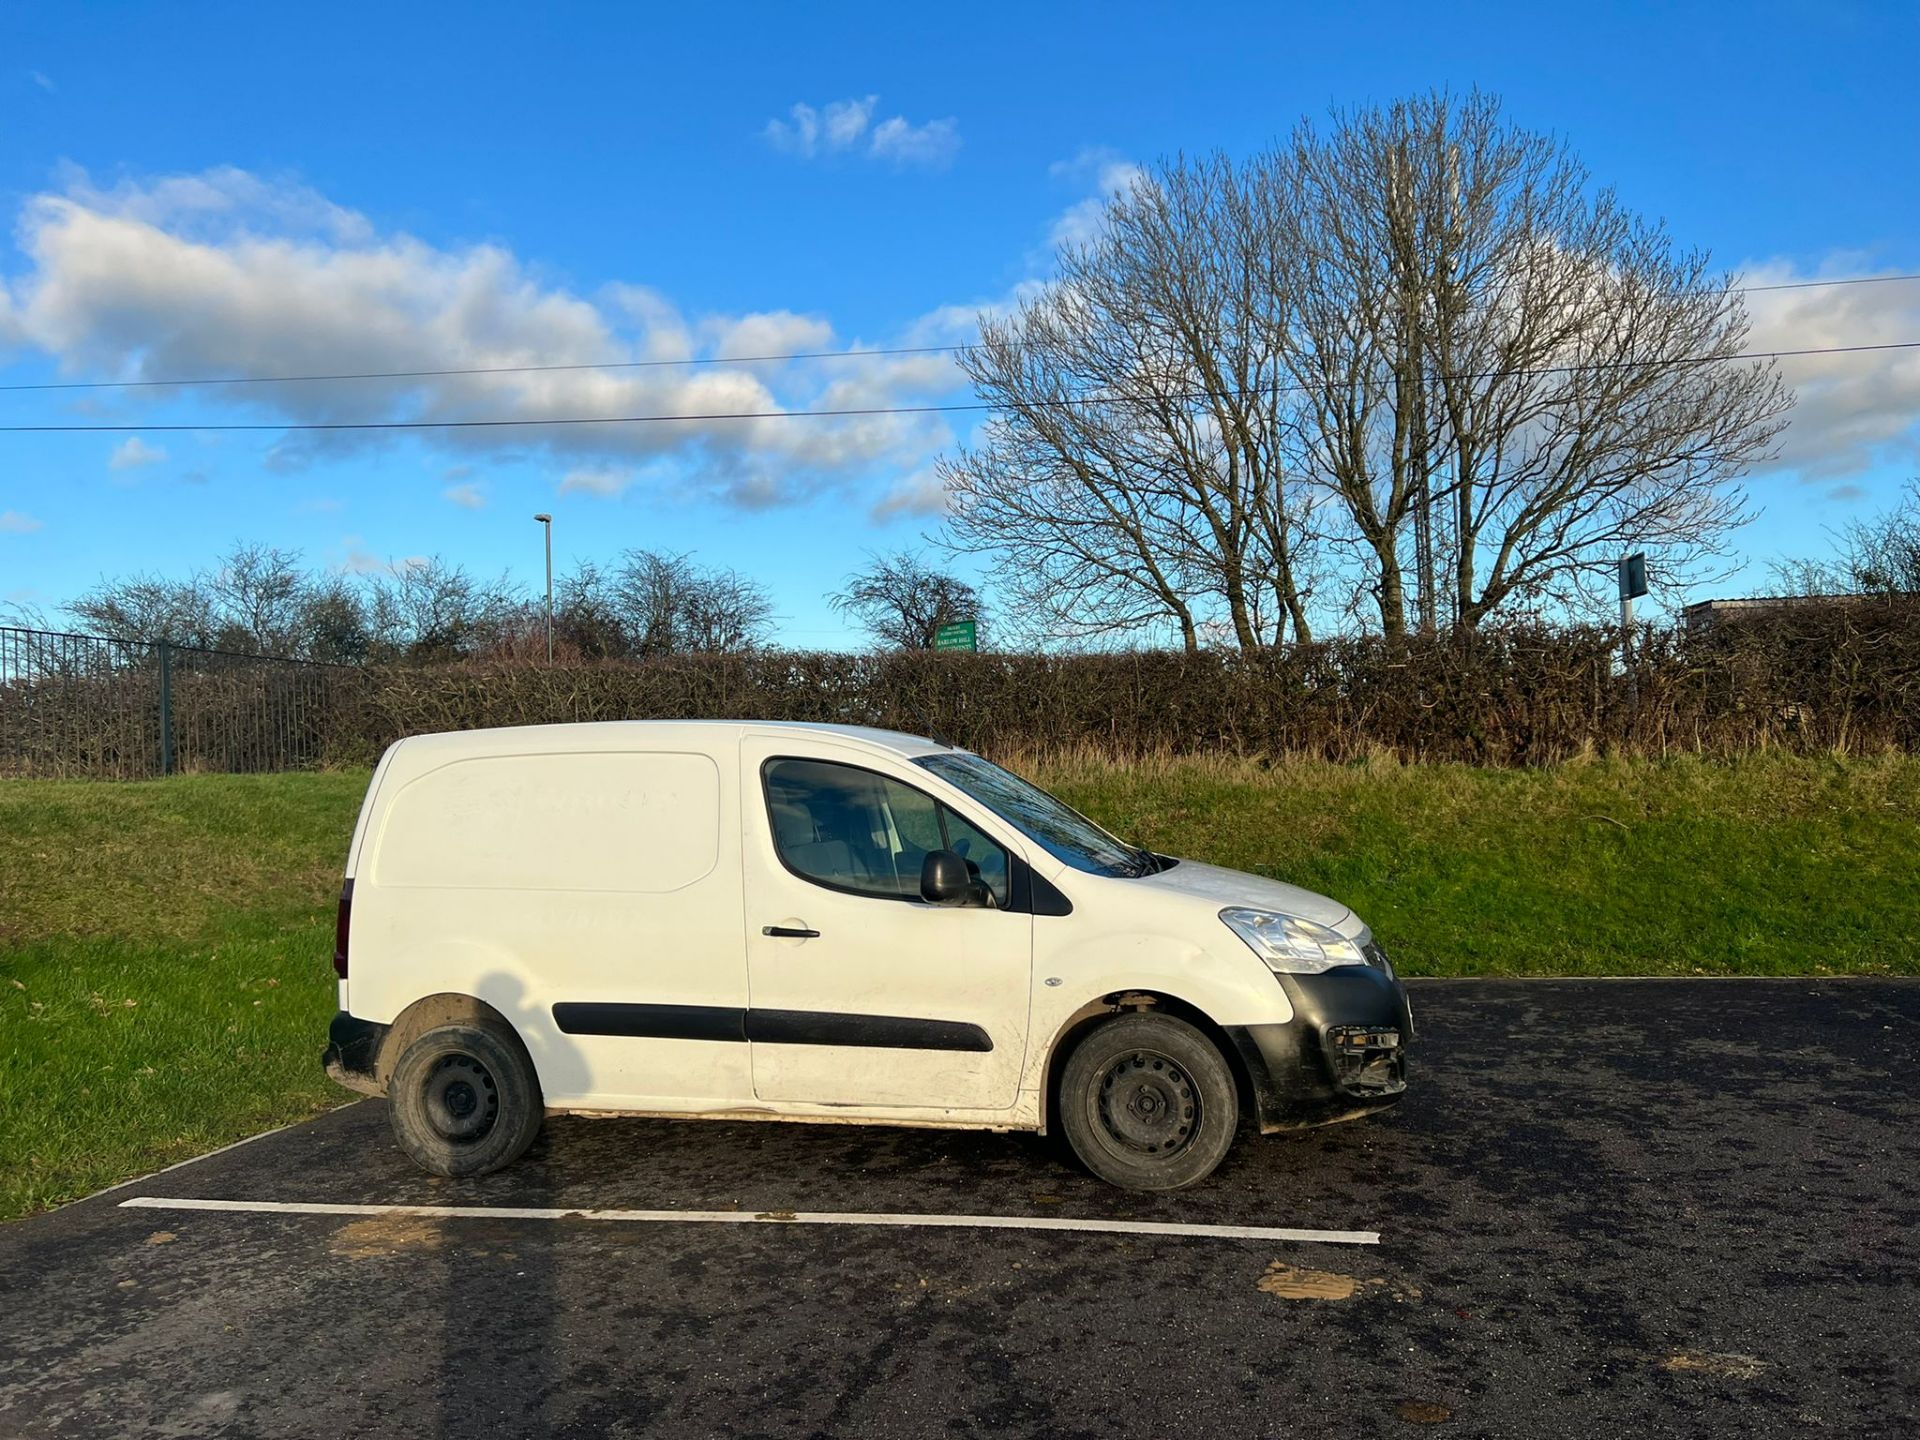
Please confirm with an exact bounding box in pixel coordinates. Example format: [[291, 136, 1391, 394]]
[[916, 753, 1164, 878]]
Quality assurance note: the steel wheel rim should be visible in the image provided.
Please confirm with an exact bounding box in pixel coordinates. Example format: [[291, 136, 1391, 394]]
[[1095, 1049, 1198, 1157], [424, 1052, 499, 1144]]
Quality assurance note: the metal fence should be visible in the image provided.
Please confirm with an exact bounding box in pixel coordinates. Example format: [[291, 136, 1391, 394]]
[[0, 626, 352, 779]]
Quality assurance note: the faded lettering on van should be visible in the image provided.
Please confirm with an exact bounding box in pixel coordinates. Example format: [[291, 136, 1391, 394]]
[[372, 752, 721, 894]]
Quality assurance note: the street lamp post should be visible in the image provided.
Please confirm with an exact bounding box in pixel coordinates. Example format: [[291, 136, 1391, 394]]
[[533, 513, 553, 662]]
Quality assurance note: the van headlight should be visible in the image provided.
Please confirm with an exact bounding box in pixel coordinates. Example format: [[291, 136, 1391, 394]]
[[1219, 907, 1366, 974]]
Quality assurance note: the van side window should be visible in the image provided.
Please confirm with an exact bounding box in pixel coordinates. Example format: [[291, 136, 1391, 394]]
[[763, 758, 1010, 906]]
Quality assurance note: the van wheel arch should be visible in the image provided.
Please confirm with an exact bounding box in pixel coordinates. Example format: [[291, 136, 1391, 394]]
[[1040, 991, 1254, 1137], [377, 993, 528, 1090]]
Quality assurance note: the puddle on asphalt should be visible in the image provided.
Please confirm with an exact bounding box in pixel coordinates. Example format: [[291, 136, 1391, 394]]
[[1257, 1263, 1363, 1300], [1256, 1260, 1420, 1302], [1662, 1351, 1769, 1379], [328, 1214, 446, 1259]]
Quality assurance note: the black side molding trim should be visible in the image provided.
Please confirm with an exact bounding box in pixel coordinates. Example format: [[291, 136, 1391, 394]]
[[550, 1003, 993, 1053], [747, 1009, 993, 1053], [552, 1002, 745, 1043]]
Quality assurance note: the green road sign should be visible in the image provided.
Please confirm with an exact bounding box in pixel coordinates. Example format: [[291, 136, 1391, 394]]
[[933, 619, 977, 652]]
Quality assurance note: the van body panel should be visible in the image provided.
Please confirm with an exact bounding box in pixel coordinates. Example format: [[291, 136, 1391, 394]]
[[1128, 859, 1359, 937], [1015, 873, 1301, 1099], [350, 730, 752, 1107], [370, 751, 720, 894]]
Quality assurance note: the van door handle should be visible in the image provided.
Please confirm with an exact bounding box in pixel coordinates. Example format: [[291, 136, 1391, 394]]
[[762, 925, 820, 939]]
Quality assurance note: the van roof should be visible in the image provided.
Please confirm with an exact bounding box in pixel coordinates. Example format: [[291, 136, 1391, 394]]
[[387, 720, 960, 763]]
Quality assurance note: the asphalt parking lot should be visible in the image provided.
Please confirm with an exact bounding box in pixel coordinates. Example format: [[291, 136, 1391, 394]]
[[3, 978, 1917, 1439]]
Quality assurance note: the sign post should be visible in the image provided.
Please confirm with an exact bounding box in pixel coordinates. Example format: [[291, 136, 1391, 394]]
[[932, 619, 977, 653], [1618, 553, 1648, 712]]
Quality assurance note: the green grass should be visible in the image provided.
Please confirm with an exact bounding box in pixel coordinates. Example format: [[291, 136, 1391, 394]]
[[3, 754, 1916, 1220], [1034, 750, 1920, 978], [0, 772, 368, 1220]]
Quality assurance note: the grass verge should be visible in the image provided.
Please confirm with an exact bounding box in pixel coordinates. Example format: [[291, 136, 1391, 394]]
[[2, 754, 1914, 1220], [1, 772, 367, 1220]]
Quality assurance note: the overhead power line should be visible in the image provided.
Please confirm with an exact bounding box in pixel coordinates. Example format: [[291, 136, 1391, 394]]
[[0, 345, 962, 394], [0, 339, 1914, 435], [1, 272, 1916, 397], [1738, 272, 1920, 293]]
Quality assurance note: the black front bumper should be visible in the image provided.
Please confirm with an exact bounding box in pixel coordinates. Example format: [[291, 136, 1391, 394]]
[[322, 1010, 390, 1097], [1224, 964, 1413, 1133]]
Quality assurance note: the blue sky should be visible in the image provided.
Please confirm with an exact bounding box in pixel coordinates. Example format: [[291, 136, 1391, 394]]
[[2, 0, 1917, 643]]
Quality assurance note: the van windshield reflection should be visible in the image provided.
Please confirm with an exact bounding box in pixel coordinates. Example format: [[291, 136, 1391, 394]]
[[916, 753, 1163, 878]]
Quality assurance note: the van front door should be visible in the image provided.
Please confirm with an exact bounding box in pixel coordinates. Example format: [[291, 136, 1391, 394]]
[[740, 741, 1033, 1111]]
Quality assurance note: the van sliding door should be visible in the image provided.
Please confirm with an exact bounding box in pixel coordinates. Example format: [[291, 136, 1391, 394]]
[[739, 739, 1034, 1111]]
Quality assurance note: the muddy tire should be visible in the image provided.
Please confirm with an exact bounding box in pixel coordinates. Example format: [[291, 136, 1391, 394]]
[[1058, 1013, 1238, 1192], [386, 1020, 543, 1178]]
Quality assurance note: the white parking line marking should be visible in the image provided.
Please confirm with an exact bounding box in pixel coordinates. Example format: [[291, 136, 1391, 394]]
[[118, 1195, 1379, 1245]]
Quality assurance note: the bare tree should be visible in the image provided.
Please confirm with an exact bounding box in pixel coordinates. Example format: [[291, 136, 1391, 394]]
[[941, 93, 1790, 644], [58, 542, 773, 662], [297, 573, 374, 664], [939, 153, 1321, 652], [364, 556, 523, 661], [1264, 92, 1790, 635], [203, 542, 308, 652], [1774, 479, 1920, 597], [610, 550, 773, 654], [830, 550, 985, 650], [68, 573, 217, 647], [70, 542, 359, 657], [1841, 480, 1920, 595], [550, 560, 630, 659]]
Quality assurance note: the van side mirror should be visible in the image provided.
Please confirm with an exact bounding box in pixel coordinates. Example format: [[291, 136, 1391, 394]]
[[921, 850, 988, 907]]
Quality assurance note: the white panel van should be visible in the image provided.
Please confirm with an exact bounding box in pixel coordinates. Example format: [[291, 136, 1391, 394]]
[[324, 722, 1412, 1191]]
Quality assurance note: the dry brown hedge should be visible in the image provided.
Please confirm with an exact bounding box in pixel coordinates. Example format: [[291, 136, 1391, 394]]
[[6, 605, 1916, 777], [327, 605, 1920, 767]]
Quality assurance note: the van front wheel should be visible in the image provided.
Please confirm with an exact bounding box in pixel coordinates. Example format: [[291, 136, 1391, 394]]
[[387, 1021, 543, 1178], [1058, 1013, 1238, 1191]]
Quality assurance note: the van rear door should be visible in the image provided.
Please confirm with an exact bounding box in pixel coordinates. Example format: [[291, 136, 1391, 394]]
[[740, 739, 1033, 1111]]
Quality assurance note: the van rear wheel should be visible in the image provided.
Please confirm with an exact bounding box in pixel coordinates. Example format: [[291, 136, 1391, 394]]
[[1058, 1013, 1238, 1192], [387, 1021, 543, 1178]]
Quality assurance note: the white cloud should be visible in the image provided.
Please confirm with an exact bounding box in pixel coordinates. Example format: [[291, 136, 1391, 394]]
[[335, 535, 393, 575], [1741, 259, 1920, 478], [332, 537, 427, 574], [1046, 148, 1145, 251], [824, 96, 879, 149], [109, 436, 166, 469], [765, 96, 958, 168], [0, 509, 43, 533], [30, 71, 55, 93], [871, 467, 948, 520], [1, 168, 966, 508], [706, 310, 835, 360], [558, 466, 635, 498], [443, 481, 486, 509], [869, 116, 961, 169], [765, 96, 876, 158], [764, 103, 821, 157]]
